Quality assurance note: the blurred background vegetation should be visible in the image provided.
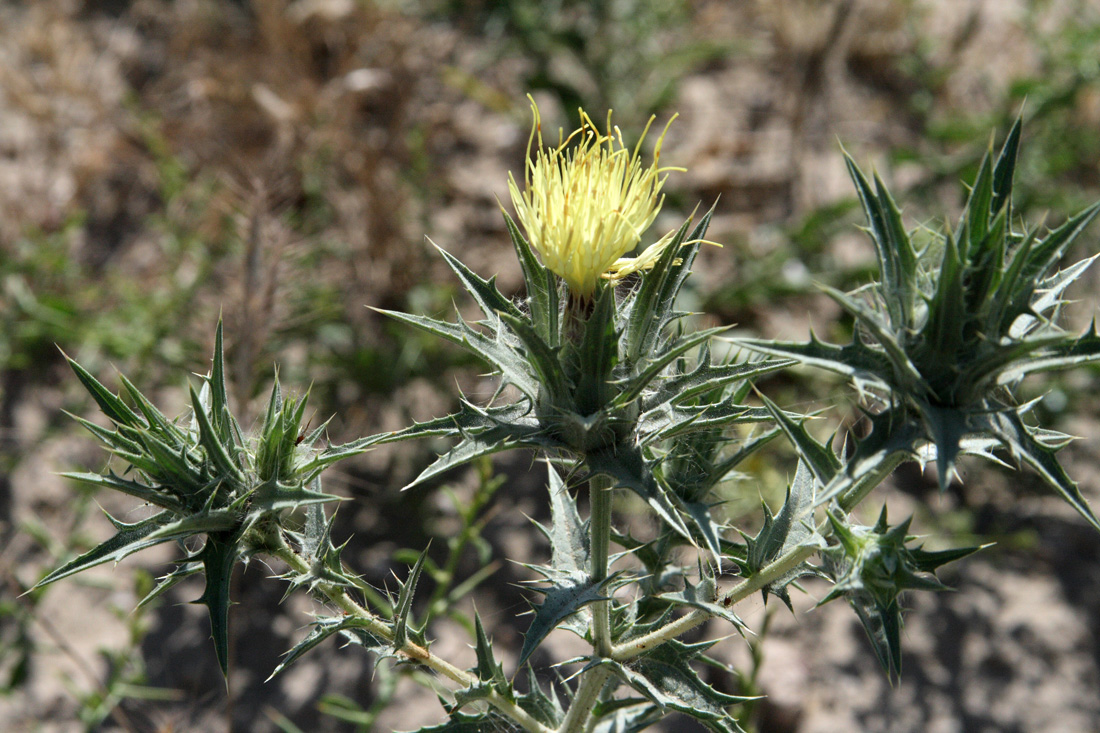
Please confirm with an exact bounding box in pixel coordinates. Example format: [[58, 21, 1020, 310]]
[[3, 0, 1100, 731]]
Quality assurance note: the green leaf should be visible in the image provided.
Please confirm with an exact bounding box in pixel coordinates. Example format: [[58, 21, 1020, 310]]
[[571, 285, 618, 414], [614, 327, 729, 410], [269, 615, 386, 680], [393, 547, 429, 651], [145, 510, 241, 543], [996, 324, 1100, 382], [590, 703, 663, 733], [193, 534, 240, 679], [503, 210, 560, 347], [376, 308, 539, 399], [189, 385, 245, 484], [433, 241, 524, 323], [919, 229, 966, 377], [759, 394, 841, 487], [248, 476, 342, 517], [117, 372, 181, 442], [515, 665, 564, 727], [136, 562, 203, 610], [402, 423, 542, 492], [541, 463, 589, 576], [918, 401, 969, 490], [824, 406, 922, 509], [34, 510, 176, 587], [987, 409, 1100, 531], [647, 356, 794, 409], [471, 612, 508, 692], [499, 310, 570, 399], [208, 319, 235, 444], [744, 462, 824, 609], [623, 213, 705, 363], [679, 501, 724, 567], [735, 332, 895, 393], [517, 573, 615, 669], [59, 471, 186, 514], [989, 113, 1021, 219], [657, 563, 746, 630], [819, 285, 926, 396], [64, 354, 142, 427], [843, 153, 918, 330], [604, 640, 748, 733]]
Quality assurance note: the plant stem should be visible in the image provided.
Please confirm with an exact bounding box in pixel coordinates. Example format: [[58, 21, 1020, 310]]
[[611, 542, 818, 662], [266, 535, 553, 733], [836, 451, 908, 511], [556, 475, 616, 733], [557, 665, 613, 733], [589, 474, 614, 658]]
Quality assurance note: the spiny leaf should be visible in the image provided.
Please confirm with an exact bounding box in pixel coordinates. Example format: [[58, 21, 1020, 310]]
[[248, 476, 342, 517], [657, 564, 746, 630], [471, 612, 508, 692], [194, 534, 239, 679], [744, 462, 824, 609], [189, 385, 245, 484], [517, 573, 619, 669], [433, 240, 524, 323], [270, 615, 385, 680], [393, 547, 429, 651], [136, 562, 203, 610], [623, 214, 703, 363], [989, 113, 1021, 218], [402, 424, 543, 492], [499, 310, 570, 399], [647, 356, 794, 409], [614, 327, 729, 409], [375, 308, 539, 399], [503, 209, 560, 347], [589, 703, 663, 733], [819, 285, 926, 395], [59, 471, 186, 514], [572, 285, 618, 414], [987, 409, 1100, 532], [539, 463, 589, 576], [679, 501, 724, 567], [759, 393, 841, 487], [603, 640, 748, 733], [34, 510, 176, 588], [843, 153, 918, 330], [64, 354, 142, 427], [515, 665, 564, 727], [735, 332, 894, 392], [920, 228, 966, 372]]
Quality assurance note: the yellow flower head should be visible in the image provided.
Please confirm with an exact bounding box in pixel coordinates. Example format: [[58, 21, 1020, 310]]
[[508, 98, 684, 298]]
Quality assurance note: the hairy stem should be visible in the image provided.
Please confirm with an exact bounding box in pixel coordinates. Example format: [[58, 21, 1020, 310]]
[[836, 451, 908, 511], [611, 542, 818, 662], [557, 665, 613, 733], [589, 474, 614, 657], [267, 534, 553, 733]]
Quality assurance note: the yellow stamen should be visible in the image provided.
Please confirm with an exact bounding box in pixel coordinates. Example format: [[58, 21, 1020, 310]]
[[507, 96, 695, 298]]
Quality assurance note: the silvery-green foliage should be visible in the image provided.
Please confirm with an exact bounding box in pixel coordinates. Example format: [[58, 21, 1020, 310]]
[[742, 117, 1100, 529], [820, 507, 983, 681], [371, 207, 792, 547], [40, 322, 350, 676], [39, 117, 1100, 733]]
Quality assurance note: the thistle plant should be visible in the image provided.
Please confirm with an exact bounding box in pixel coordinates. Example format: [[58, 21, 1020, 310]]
[[37, 105, 1100, 732]]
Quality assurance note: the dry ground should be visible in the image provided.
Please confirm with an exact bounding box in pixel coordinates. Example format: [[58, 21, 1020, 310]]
[[3, 1, 1100, 731]]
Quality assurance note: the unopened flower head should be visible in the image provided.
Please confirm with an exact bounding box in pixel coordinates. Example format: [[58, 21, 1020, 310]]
[[508, 98, 684, 298]]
